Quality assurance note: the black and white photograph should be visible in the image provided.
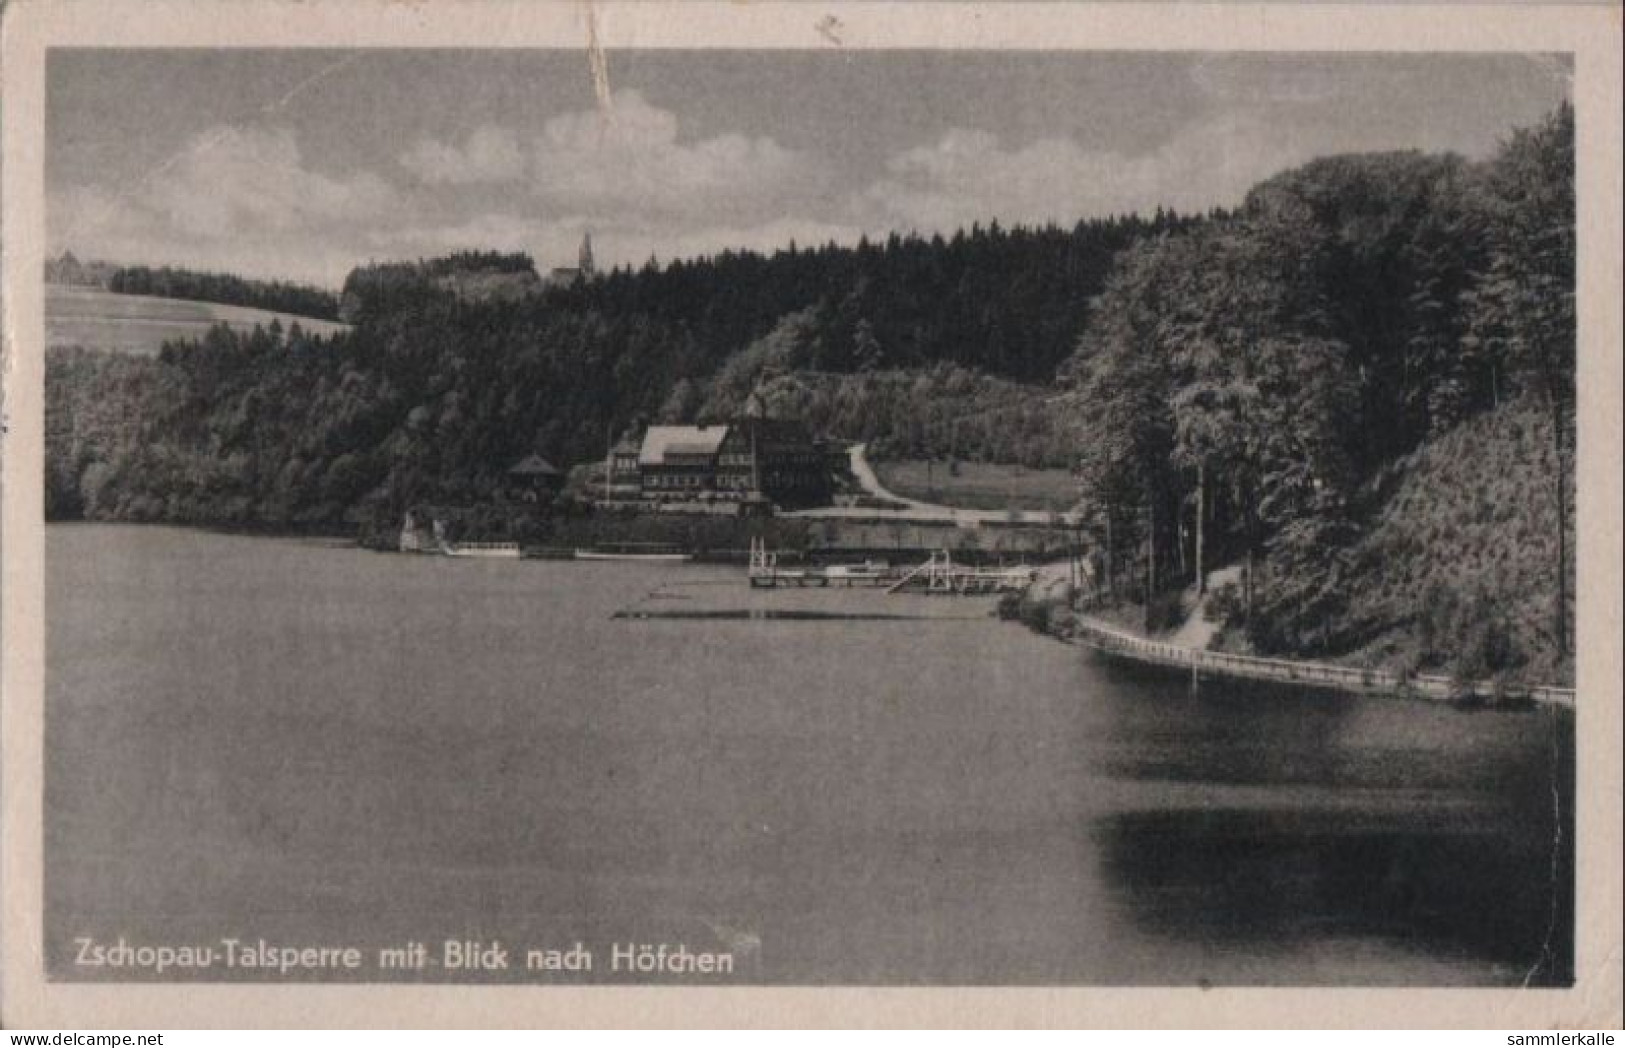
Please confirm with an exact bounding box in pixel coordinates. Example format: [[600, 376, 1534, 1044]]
[[3, 0, 1621, 1028]]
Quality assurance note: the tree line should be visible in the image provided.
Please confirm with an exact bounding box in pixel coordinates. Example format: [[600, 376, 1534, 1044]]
[[107, 264, 343, 321], [48, 210, 1187, 528], [340, 210, 1202, 383]]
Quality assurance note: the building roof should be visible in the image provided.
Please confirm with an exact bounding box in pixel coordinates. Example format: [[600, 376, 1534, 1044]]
[[639, 425, 729, 466], [726, 417, 813, 441], [507, 453, 562, 477]]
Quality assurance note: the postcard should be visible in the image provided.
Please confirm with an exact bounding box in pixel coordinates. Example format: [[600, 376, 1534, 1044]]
[[3, 0, 1620, 1029]]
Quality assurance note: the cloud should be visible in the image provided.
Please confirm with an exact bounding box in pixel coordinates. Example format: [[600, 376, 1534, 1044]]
[[49, 126, 405, 283], [49, 184, 160, 253], [50, 108, 1315, 287], [395, 90, 824, 224], [145, 126, 400, 238], [399, 125, 527, 185], [1188, 55, 1358, 106], [530, 90, 817, 220], [48, 186, 379, 286], [855, 115, 1366, 232], [365, 212, 557, 257]]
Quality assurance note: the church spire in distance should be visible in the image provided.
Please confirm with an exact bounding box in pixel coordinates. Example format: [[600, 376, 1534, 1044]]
[[579, 231, 595, 279]]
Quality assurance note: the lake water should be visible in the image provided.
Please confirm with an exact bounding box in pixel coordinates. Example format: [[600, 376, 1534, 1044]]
[[45, 525, 1574, 985]]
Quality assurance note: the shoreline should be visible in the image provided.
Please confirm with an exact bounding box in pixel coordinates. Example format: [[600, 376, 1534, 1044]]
[[1069, 614, 1575, 710], [1008, 575, 1576, 710]]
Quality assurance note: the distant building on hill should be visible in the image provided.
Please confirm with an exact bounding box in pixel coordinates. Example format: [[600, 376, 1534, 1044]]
[[544, 232, 597, 288], [44, 250, 117, 288]]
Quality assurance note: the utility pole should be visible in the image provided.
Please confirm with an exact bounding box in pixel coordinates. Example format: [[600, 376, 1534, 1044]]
[[750, 422, 761, 496], [1145, 500, 1156, 634], [1104, 510, 1114, 601], [1195, 460, 1206, 597], [603, 420, 614, 504]]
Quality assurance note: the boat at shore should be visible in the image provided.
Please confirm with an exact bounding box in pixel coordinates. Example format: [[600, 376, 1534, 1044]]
[[443, 541, 521, 559]]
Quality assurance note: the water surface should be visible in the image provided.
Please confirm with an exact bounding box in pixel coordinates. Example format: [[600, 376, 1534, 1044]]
[[45, 525, 1573, 985]]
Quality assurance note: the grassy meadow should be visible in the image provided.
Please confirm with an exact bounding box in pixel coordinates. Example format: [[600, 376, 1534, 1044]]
[[47, 285, 349, 354], [873, 459, 1080, 513]]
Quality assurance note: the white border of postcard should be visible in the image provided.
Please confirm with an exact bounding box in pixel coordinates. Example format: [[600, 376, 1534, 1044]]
[[3, 0, 1621, 1030]]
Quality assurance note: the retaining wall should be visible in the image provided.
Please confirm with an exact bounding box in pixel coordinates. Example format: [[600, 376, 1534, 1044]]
[[1073, 616, 1575, 708]]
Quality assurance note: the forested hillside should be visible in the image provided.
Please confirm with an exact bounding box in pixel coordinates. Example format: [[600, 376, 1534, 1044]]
[[682, 307, 1081, 466], [46, 210, 1190, 525], [341, 212, 1199, 382], [1066, 104, 1574, 682], [1337, 398, 1573, 684], [338, 250, 541, 318]]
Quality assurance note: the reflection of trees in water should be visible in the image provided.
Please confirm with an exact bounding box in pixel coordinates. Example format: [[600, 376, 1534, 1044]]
[[1092, 703, 1574, 986], [1090, 661, 1567, 794]]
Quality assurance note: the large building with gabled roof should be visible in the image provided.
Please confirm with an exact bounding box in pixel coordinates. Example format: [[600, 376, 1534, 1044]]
[[637, 424, 731, 495], [614, 418, 834, 507]]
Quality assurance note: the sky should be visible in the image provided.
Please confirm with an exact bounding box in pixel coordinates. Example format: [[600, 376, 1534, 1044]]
[[46, 49, 1572, 287]]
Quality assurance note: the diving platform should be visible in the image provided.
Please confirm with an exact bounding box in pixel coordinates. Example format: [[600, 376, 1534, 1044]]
[[883, 549, 1036, 595], [747, 540, 1034, 594]]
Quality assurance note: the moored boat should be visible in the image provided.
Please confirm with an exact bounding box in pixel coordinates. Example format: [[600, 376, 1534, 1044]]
[[822, 561, 893, 581], [442, 541, 522, 559]]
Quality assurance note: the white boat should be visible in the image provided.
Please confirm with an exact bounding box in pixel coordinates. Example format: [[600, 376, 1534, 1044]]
[[443, 541, 521, 559], [573, 549, 694, 562], [823, 560, 892, 580]]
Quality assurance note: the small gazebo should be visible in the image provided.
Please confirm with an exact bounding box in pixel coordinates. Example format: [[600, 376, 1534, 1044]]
[[506, 453, 564, 498]]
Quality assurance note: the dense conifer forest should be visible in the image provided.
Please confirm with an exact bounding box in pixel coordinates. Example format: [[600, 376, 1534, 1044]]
[[45, 105, 1574, 681]]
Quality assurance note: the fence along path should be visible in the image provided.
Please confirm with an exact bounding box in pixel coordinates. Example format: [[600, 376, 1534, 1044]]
[[1072, 616, 1575, 709]]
